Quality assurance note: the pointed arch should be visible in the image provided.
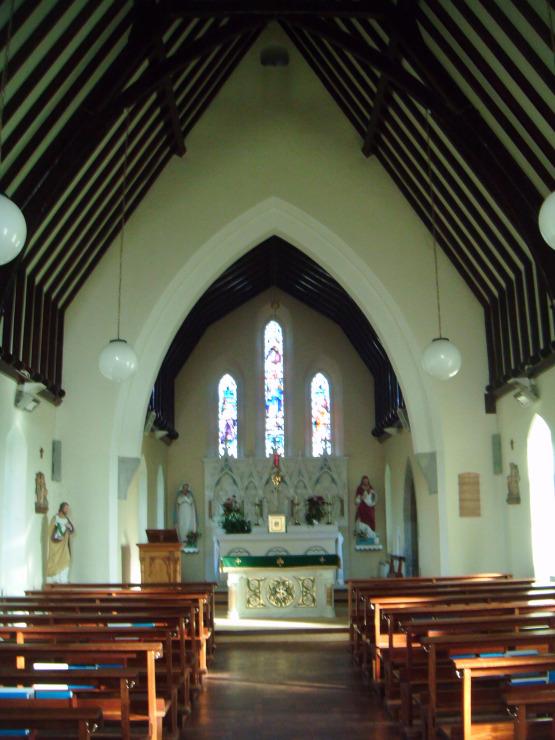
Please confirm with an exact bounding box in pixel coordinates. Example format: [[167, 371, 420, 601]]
[[527, 415, 555, 581], [218, 373, 238, 457], [311, 372, 331, 456], [264, 319, 285, 456]]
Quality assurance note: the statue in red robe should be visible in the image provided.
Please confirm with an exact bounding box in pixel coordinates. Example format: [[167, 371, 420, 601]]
[[355, 476, 377, 538]]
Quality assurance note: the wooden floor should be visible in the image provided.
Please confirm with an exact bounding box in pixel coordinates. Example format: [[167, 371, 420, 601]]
[[183, 637, 400, 739]]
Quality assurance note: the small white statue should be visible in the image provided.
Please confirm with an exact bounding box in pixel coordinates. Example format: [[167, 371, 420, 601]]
[[174, 483, 198, 542]]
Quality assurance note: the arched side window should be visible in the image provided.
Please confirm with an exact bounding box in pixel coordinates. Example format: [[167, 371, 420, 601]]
[[527, 414, 555, 581], [218, 374, 238, 457], [311, 372, 331, 456], [264, 320, 284, 456]]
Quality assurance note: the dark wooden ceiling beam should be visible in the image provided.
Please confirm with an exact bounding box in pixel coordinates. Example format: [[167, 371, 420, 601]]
[[285, 15, 440, 111], [163, 1, 394, 18], [119, 17, 265, 109], [390, 15, 555, 301], [149, 33, 187, 157], [361, 0, 415, 157]]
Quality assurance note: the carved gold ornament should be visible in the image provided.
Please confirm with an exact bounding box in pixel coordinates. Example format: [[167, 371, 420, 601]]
[[267, 577, 295, 608]]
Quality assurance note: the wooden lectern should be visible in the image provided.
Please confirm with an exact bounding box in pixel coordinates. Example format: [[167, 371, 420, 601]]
[[138, 529, 182, 583]]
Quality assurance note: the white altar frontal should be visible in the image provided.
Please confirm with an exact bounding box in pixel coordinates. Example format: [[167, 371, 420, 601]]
[[214, 525, 344, 586], [221, 554, 339, 620]]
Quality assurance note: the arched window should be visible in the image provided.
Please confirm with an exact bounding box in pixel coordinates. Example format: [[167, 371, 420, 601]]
[[527, 415, 555, 581], [311, 372, 331, 456], [264, 320, 284, 456], [218, 374, 238, 457]]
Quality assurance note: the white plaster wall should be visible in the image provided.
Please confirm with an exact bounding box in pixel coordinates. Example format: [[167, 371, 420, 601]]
[[0, 373, 61, 592], [54, 23, 503, 579], [383, 429, 440, 576], [496, 365, 555, 577]]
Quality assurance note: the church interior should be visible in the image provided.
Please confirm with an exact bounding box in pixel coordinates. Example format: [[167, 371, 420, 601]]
[[0, 1, 554, 737]]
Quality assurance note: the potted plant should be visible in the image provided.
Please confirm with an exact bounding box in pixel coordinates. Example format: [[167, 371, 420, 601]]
[[185, 531, 201, 548], [305, 495, 326, 525], [220, 496, 252, 534]]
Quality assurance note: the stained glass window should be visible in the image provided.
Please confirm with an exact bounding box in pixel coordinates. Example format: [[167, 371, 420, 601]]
[[264, 320, 284, 456], [218, 374, 238, 457], [311, 372, 331, 456]]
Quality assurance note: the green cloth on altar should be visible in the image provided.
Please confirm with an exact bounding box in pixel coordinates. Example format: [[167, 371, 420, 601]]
[[220, 554, 340, 569]]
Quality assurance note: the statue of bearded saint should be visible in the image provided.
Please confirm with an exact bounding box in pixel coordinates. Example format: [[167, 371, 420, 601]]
[[174, 483, 198, 542], [354, 475, 377, 538]]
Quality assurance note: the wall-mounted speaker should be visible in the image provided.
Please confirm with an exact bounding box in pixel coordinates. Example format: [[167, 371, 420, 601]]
[[52, 439, 62, 481]]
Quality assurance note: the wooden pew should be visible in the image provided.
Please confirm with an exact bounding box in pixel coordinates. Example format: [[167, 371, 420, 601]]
[[0, 595, 206, 686], [34, 582, 217, 657], [0, 705, 103, 739], [0, 606, 200, 708], [0, 641, 163, 739], [362, 587, 555, 680], [503, 685, 555, 740], [9, 591, 211, 679], [394, 609, 555, 725], [0, 623, 187, 734], [350, 579, 538, 668], [422, 632, 555, 739], [450, 653, 555, 739], [347, 574, 518, 657]]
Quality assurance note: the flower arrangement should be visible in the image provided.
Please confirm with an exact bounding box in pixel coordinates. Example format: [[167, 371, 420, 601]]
[[305, 495, 326, 525], [185, 531, 201, 548], [221, 496, 252, 534]]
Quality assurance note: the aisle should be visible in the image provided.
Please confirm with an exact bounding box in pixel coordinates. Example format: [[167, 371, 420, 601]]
[[183, 636, 400, 739]]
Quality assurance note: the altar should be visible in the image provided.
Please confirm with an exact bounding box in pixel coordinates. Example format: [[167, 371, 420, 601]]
[[204, 454, 349, 586], [214, 525, 344, 585], [221, 554, 340, 619]]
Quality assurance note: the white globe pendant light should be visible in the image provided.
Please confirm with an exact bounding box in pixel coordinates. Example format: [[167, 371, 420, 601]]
[[422, 337, 462, 380], [0, 2, 26, 266], [99, 338, 138, 382], [421, 110, 462, 381], [0, 193, 26, 265], [98, 109, 138, 382], [538, 191, 555, 249]]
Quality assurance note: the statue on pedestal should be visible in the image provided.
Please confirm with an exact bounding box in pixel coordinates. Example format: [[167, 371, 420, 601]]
[[175, 483, 198, 542]]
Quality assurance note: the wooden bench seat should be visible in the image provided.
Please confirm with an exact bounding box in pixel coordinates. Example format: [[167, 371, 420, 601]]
[[503, 685, 555, 740], [0, 705, 103, 739], [0, 641, 164, 739], [444, 651, 555, 739]]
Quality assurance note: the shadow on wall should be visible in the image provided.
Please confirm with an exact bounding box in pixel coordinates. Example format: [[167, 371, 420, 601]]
[[121, 543, 131, 583], [404, 461, 419, 576], [41, 514, 49, 586]]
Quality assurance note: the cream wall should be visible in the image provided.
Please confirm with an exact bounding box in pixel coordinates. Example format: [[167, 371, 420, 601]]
[[38, 23, 512, 579], [0, 373, 61, 592], [495, 366, 555, 578], [383, 430, 440, 576], [167, 289, 388, 581]]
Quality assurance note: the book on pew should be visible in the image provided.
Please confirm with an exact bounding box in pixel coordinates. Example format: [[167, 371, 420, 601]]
[[32, 662, 69, 670], [32, 684, 69, 691], [0, 688, 33, 699], [0, 731, 31, 736], [34, 690, 73, 699]]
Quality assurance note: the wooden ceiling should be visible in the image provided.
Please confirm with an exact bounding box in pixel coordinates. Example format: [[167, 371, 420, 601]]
[[0, 1, 553, 428]]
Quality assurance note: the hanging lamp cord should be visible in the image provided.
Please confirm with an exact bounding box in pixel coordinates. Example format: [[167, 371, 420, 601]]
[[0, 0, 16, 180], [425, 109, 443, 339], [117, 109, 130, 340]]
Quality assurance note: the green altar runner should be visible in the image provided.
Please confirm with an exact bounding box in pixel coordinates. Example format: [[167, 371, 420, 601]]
[[220, 554, 340, 619]]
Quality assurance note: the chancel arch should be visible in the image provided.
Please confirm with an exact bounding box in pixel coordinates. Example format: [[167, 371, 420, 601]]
[[102, 199, 445, 578]]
